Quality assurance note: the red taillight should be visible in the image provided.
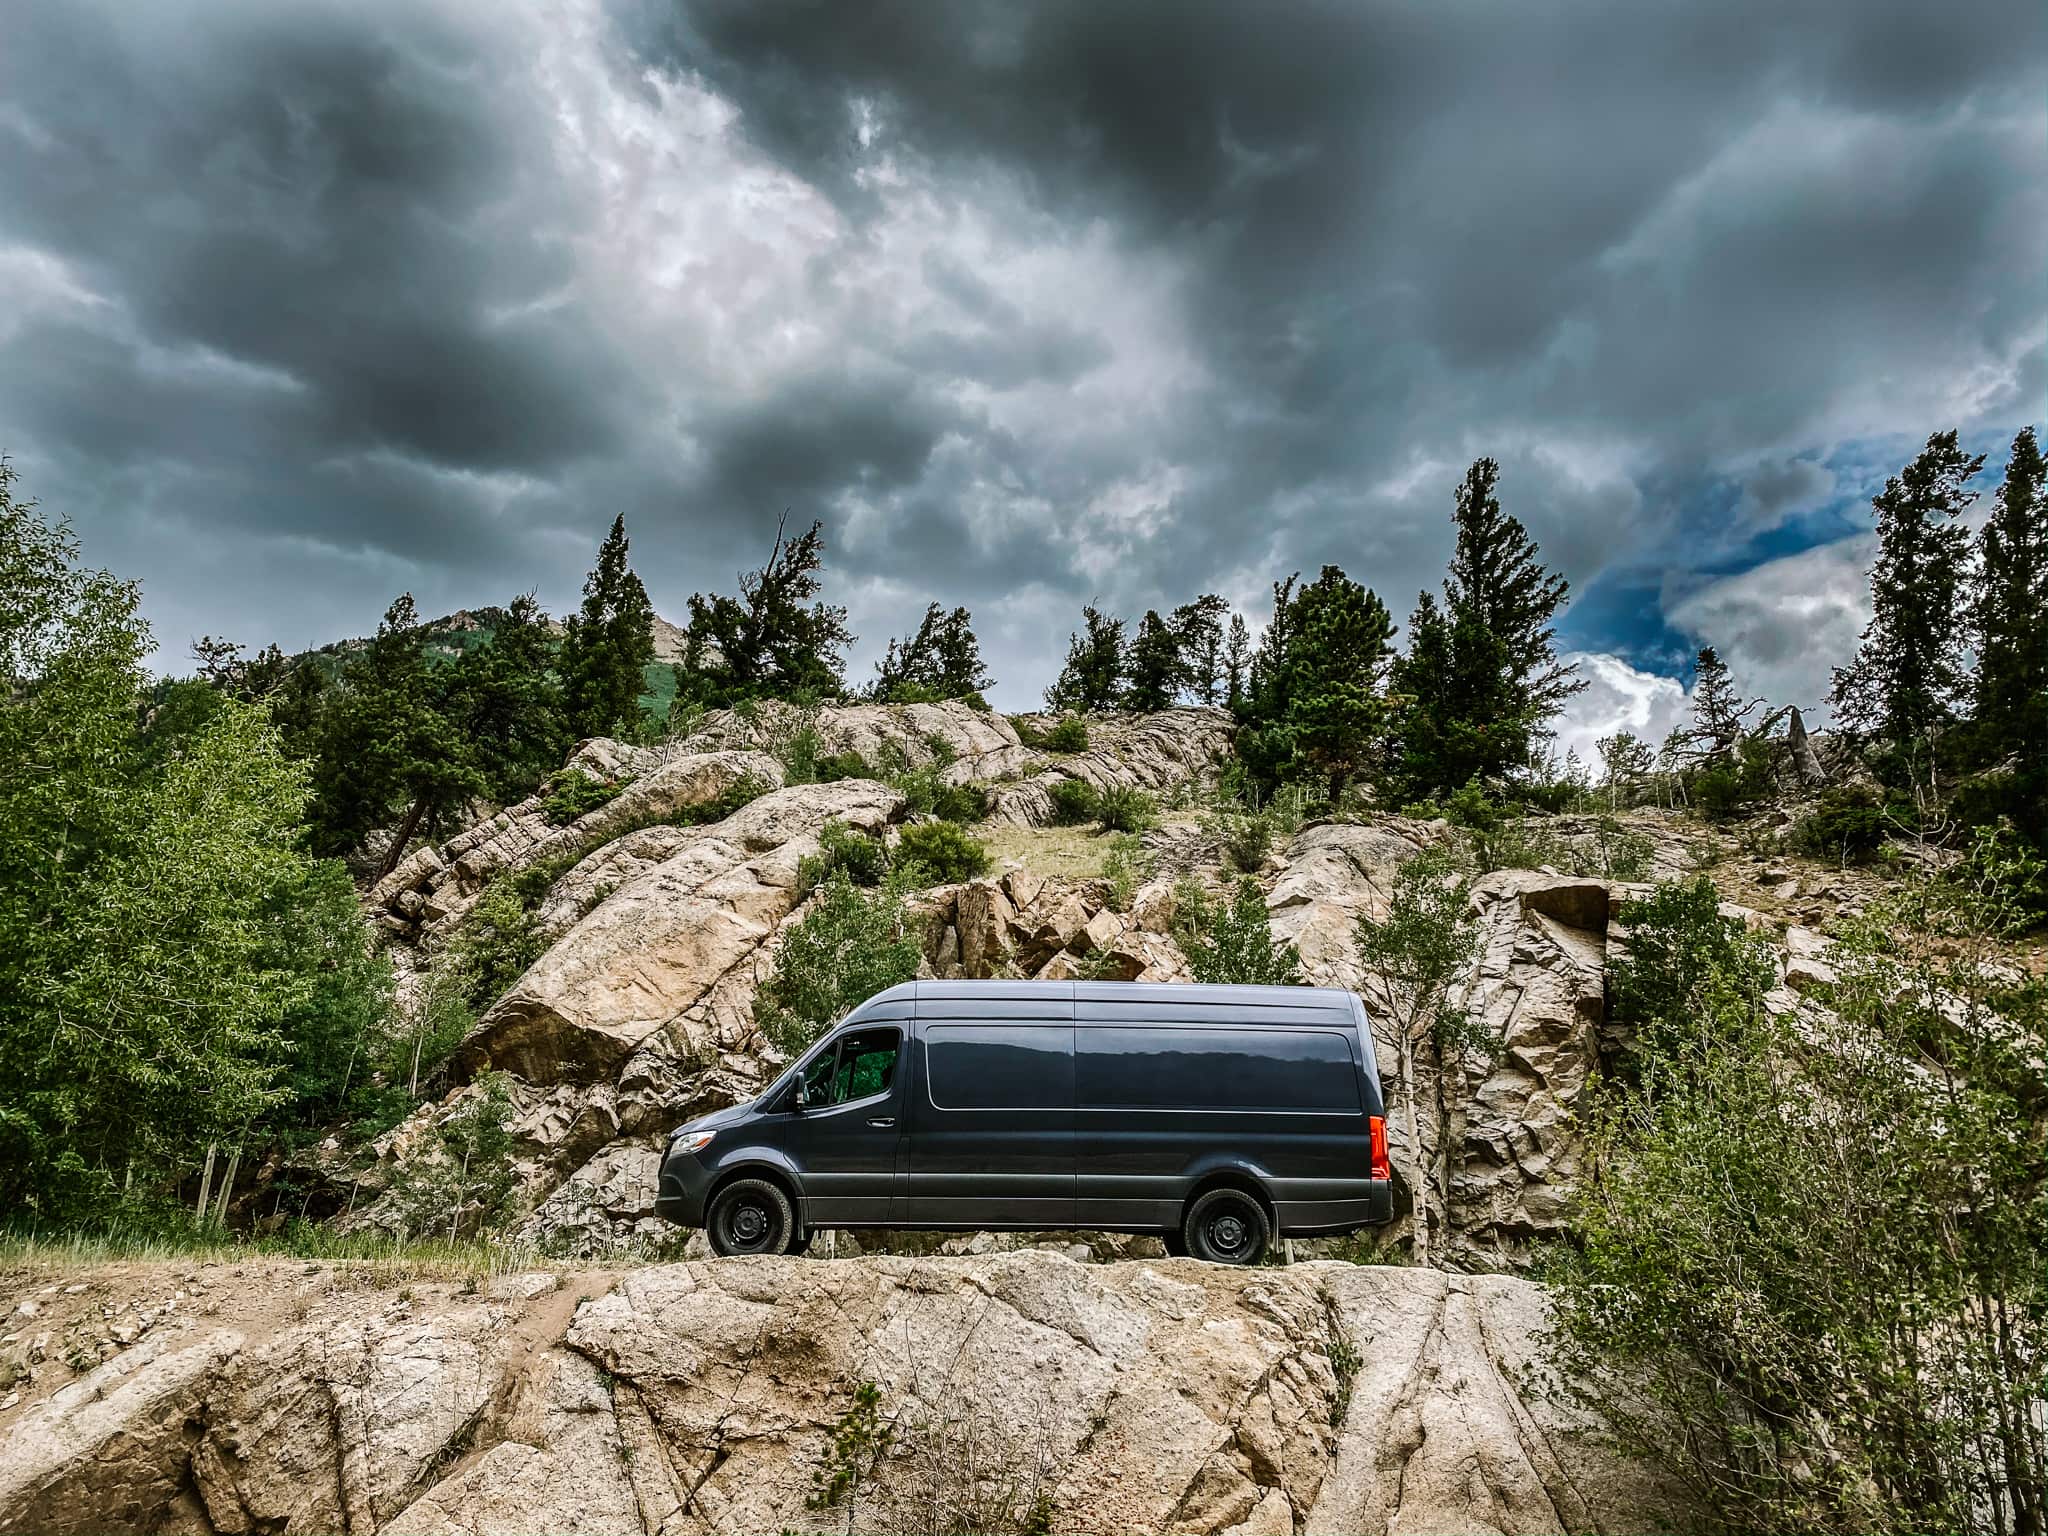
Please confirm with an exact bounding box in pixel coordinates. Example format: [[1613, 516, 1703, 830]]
[[1368, 1115, 1390, 1181]]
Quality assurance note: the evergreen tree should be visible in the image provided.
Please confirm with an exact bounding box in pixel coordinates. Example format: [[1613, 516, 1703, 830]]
[[1684, 645, 1757, 762], [1124, 609, 1183, 712], [1223, 613, 1251, 708], [1972, 426, 2046, 760], [1044, 605, 1125, 712], [446, 593, 569, 802], [1170, 594, 1230, 704], [682, 516, 852, 704], [308, 595, 480, 868], [1829, 431, 1983, 755], [559, 515, 657, 737], [1233, 569, 1394, 798], [1392, 459, 1581, 794], [868, 603, 993, 702]]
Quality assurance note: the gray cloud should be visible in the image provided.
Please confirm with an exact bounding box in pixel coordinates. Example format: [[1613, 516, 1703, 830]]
[[0, 0, 2041, 708]]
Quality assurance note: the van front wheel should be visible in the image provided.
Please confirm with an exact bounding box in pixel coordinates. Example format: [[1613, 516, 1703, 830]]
[[707, 1179, 793, 1257], [1183, 1188, 1269, 1266]]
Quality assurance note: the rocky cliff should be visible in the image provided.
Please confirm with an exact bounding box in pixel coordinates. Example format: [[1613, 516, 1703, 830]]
[[0, 1251, 1673, 1535]]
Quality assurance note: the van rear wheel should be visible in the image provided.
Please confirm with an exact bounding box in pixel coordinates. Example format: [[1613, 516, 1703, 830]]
[[1183, 1188, 1269, 1266], [707, 1179, 793, 1257]]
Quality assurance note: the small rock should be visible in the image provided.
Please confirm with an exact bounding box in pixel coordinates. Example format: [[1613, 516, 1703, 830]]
[[0, 1392, 18, 1411], [12, 1301, 38, 1319]]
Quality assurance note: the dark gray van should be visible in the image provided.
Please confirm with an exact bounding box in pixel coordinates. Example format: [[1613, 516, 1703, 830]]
[[655, 980, 1393, 1265]]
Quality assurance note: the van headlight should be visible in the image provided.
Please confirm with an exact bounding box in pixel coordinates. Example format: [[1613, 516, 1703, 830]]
[[672, 1130, 716, 1155]]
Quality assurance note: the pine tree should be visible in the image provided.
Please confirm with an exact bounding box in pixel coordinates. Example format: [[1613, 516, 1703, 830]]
[[1124, 609, 1183, 712], [1282, 567, 1395, 800], [1170, 594, 1230, 704], [447, 593, 569, 801], [1972, 426, 2046, 760], [1223, 613, 1251, 708], [1830, 431, 1984, 754], [682, 516, 852, 704], [1685, 645, 1757, 762], [869, 603, 993, 702], [1044, 605, 1125, 712], [559, 515, 657, 738], [1392, 459, 1581, 795]]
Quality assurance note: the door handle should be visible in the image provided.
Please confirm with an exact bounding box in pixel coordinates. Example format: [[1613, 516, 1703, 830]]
[[867, 1116, 897, 1128]]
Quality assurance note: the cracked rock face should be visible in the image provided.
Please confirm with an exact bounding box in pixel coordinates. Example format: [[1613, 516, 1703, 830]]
[[0, 1254, 1671, 1536]]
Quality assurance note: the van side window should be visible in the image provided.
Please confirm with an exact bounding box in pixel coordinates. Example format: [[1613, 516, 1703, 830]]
[[925, 1024, 1072, 1109], [1077, 1027, 1361, 1112], [802, 1028, 901, 1107]]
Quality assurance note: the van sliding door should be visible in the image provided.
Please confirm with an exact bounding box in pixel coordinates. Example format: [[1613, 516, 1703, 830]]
[[907, 1020, 1075, 1227]]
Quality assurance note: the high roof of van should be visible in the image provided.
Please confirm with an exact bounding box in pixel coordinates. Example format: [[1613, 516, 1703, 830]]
[[863, 980, 1362, 1013]]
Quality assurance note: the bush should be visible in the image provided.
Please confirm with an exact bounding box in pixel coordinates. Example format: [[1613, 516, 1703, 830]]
[[895, 821, 992, 885], [538, 768, 628, 825], [813, 750, 873, 782], [1205, 807, 1275, 873], [387, 1074, 518, 1241], [1099, 833, 1151, 912], [1043, 715, 1089, 753], [671, 770, 773, 826], [1047, 778, 1100, 826], [1094, 784, 1157, 834], [1546, 872, 2046, 1535], [796, 819, 890, 897], [1565, 816, 1655, 881], [1172, 876, 1301, 985], [754, 875, 922, 1055], [1791, 785, 1889, 863], [893, 763, 988, 824]]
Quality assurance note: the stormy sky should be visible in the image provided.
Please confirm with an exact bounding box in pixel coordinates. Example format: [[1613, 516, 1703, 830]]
[[3, 0, 2042, 754]]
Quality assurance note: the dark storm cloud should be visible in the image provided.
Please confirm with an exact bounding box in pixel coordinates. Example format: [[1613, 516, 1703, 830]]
[[0, 0, 2041, 712]]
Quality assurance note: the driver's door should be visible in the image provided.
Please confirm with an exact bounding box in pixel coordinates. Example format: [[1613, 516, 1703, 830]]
[[793, 1027, 906, 1224]]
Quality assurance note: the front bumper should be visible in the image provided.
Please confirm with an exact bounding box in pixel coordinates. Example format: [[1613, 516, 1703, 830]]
[[653, 1146, 714, 1227]]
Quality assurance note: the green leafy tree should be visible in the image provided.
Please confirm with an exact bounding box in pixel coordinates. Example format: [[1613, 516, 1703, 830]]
[[1173, 877, 1302, 986], [1234, 568, 1393, 799], [683, 515, 853, 703], [1829, 430, 1983, 755], [1123, 609, 1182, 711], [1352, 843, 1478, 1265], [1972, 426, 2046, 771], [1547, 868, 2045, 1535], [869, 602, 993, 702], [1044, 605, 1126, 713], [1393, 459, 1581, 794], [1596, 730, 1655, 811], [753, 874, 921, 1055], [559, 514, 658, 738]]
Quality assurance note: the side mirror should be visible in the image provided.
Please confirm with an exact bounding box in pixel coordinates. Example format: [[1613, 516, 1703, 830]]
[[790, 1077, 810, 1112]]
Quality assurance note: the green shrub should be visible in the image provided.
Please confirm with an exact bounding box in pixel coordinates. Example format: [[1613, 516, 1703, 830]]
[[671, 771, 773, 826], [1173, 876, 1301, 985], [892, 763, 988, 824], [754, 875, 922, 1055], [797, 819, 890, 896], [1043, 715, 1089, 752], [1099, 832, 1151, 912], [774, 723, 824, 785], [1095, 784, 1157, 834], [1047, 778, 1100, 826], [387, 1074, 518, 1241], [538, 768, 629, 825], [1566, 816, 1656, 881], [1791, 785, 1889, 863], [813, 750, 873, 782], [895, 821, 992, 885], [1205, 807, 1275, 873], [1689, 763, 1747, 819]]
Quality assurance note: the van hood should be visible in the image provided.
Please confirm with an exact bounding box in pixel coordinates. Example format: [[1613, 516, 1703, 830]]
[[671, 1101, 754, 1139]]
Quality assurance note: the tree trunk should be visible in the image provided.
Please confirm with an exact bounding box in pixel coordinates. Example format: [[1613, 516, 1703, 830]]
[[1787, 707, 1824, 785], [212, 1143, 241, 1227], [1399, 1031, 1430, 1267], [378, 794, 429, 880], [195, 1141, 217, 1224]]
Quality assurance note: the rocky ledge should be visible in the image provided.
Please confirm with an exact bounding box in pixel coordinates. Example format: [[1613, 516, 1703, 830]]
[[0, 1251, 1671, 1536]]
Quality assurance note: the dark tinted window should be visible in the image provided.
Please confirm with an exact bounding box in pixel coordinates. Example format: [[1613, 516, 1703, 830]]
[[1077, 1027, 1360, 1112], [800, 1028, 900, 1107], [925, 1024, 1072, 1110]]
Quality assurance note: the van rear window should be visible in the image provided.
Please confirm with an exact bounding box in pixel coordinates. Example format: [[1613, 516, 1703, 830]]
[[1077, 1027, 1361, 1113], [925, 1024, 1072, 1110]]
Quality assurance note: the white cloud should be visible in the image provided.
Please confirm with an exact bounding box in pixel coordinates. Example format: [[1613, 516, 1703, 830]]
[[1553, 651, 1693, 769], [1666, 534, 1874, 723]]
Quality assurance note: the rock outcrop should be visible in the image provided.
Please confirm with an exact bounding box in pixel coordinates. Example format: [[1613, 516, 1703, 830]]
[[0, 1253, 1673, 1536]]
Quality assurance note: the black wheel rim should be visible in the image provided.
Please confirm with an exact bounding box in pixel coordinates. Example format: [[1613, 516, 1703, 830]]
[[721, 1197, 776, 1253], [1206, 1206, 1254, 1260]]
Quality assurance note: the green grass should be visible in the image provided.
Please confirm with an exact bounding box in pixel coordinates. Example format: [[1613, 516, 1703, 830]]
[[0, 1222, 596, 1281]]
